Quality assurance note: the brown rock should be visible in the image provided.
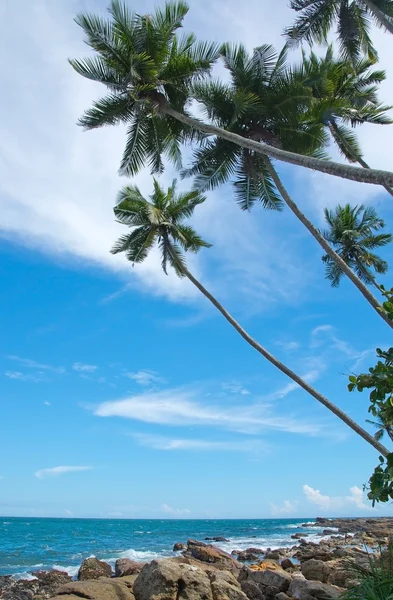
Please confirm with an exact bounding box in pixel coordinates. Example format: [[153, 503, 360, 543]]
[[288, 577, 343, 599], [249, 560, 281, 572], [78, 557, 113, 580], [115, 558, 144, 577], [280, 558, 295, 570], [205, 537, 230, 543], [185, 541, 241, 571], [173, 542, 187, 551], [31, 569, 72, 597], [247, 568, 291, 593], [50, 576, 135, 600], [275, 595, 291, 600], [133, 559, 212, 600], [301, 558, 331, 583], [209, 571, 248, 600], [264, 551, 281, 560], [240, 580, 266, 600], [237, 551, 260, 562]]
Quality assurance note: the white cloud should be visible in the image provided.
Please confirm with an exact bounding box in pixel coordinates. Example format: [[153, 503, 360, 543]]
[[270, 369, 321, 400], [125, 370, 163, 386], [275, 341, 301, 352], [5, 371, 43, 382], [222, 383, 250, 395], [133, 433, 268, 453], [72, 362, 98, 373], [6, 355, 65, 373], [35, 466, 93, 480], [44, 401, 51, 406], [161, 503, 191, 516], [94, 386, 322, 435], [303, 484, 373, 512], [270, 500, 297, 516]]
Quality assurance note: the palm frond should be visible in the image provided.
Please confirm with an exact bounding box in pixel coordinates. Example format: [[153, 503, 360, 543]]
[[77, 94, 133, 129], [173, 224, 212, 251], [119, 114, 149, 176]]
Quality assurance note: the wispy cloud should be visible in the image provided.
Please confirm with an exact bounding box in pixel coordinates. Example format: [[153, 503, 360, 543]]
[[133, 433, 268, 453], [303, 484, 373, 512], [34, 466, 93, 480], [270, 369, 321, 400], [94, 386, 322, 435], [270, 500, 297, 516], [5, 371, 44, 382], [125, 370, 164, 386], [161, 503, 190, 516], [72, 362, 98, 373], [222, 382, 250, 396], [275, 340, 301, 352], [6, 355, 65, 373]]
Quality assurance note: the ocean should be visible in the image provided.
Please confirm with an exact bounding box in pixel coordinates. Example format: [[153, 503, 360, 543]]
[[0, 517, 325, 579]]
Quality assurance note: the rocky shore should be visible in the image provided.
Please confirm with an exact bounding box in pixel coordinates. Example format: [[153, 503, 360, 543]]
[[1, 517, 392, 600]]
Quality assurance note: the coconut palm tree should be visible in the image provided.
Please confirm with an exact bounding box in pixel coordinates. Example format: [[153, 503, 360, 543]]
[[297, 46, 393, 196], [69, 1, 393, 189], [285, 0, 393, 64], [111, 178, 390, 456], [321, 203, 392, 288], [182, 43, 392, 328]]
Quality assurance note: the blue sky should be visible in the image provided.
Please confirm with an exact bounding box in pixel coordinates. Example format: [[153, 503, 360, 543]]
[[1, 0, 393, 519]]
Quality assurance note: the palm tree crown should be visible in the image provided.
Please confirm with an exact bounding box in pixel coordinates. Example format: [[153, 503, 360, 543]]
[[183, 44, 327, 210], [69, 0, 219, 177], [297, 46, 392, 164], [321, 203, 392, 287], [285, 0, 393, 64], [111, 179, 211, 275]]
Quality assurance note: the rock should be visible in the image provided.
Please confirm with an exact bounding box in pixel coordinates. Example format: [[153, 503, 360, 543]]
[[292, 533, 308, 540], [275, 594, 291, 600], [0, 578, 39, 600], [280, 558, 295, 570], [133, 559, 212, 600], [240, 580, 266, 600], [50, 576, 135, 600], [288, 577, 342, 599], [115, 558, 144, 577], [249, 560, 282, 572], [78, 557, 113, 580], [173, 542, 187, 551], [247, 568, 291, 593], [185, 540, 241, 571], [209, 571, 248, 600], [264, 552, 281, 560], [301, 558, 331, 583], [205, 537, 230, 543], [31, 569, 72, 597], [237, 551, 260, 562]]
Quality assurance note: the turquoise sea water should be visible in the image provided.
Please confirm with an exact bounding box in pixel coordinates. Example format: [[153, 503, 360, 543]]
[[0, 517, 324, 578]]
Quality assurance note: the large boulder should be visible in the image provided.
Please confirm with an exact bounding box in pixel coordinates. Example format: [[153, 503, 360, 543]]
[[173, 543, 187, 551], [209, 571, 248, 600], [0, 577, 39, 600], [247, 568, 291, 593], [50, 576, 135, 600], [115, 558, 144, 577], [78, 557, 113, 580], [301, 559, 331, 583], [185, 540, 241, 571], [240, 580, 266, 600], [288, 577, 343, 599], [133, 559, 213, 600]]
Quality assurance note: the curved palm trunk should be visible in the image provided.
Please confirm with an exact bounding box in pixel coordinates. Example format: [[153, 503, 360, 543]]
[[328, 122, 393, 198], [262, 157, 393, 330], [355, 260, 384, 294], [163, 106, 393, 188], [175, 260, 390, 457], [361, 0, 393, 34]]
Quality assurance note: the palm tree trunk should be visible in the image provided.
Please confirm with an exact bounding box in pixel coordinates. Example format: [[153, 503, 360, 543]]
[[162, 105, 393, 188], [355, 260, 385, 294], [262, 157, 393, 330], [328, 122, 393, 198], [361, 0, 393, 34], [173, 258, 390, 457]]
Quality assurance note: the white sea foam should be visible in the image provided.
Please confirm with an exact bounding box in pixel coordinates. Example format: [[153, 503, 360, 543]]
[[13, 572, 38, 581], [53, 564, 80, 578]]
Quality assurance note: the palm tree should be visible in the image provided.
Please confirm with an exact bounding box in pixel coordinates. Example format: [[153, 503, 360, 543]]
[[111, 178, 390, 456], [285, 0, 393, 64], [297, 46, 393, 196], [321, 203, 392, 288], [181, 43, 392, 328], [69, 1, 393, 189]]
